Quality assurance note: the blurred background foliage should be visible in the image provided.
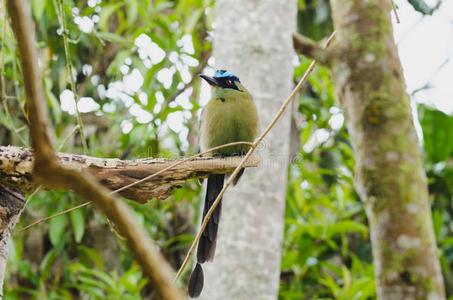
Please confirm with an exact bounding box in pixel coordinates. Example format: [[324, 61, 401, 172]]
[[0, 0, 451, 299]]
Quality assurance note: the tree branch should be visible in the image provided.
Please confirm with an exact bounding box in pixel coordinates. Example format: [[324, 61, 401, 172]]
[[6, 0, 185, 298], [293, 32, 331, 65], [0, 145, 259, 203]]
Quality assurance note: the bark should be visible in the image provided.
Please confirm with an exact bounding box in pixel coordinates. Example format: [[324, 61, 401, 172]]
[[0, 185, 25, 297], [0, 146, 259, 203], [199, 0, 296, 299], [327, 1, 446, 299]]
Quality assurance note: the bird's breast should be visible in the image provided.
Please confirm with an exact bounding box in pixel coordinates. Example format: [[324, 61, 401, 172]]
[[200, 97, 259, 155]]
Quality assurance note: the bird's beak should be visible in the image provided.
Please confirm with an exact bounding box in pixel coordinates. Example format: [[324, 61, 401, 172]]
[[200, 74, 219, 86]]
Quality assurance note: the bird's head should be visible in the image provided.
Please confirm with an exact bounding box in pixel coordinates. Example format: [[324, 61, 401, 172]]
[[200, 70, 242, 91]]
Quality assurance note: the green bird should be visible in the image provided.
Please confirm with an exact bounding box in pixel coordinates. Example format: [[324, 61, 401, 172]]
[[188, 70, 259, 298]]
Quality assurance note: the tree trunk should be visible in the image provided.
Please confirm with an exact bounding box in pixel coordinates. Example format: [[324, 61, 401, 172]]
[[329, 1, 446, 299], [0, 185, 26, 295], [199, 0, 296, 299]]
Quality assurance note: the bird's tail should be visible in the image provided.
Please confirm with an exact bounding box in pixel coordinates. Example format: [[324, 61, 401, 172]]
[[231, 168, 245, 186], [188, 174, 224, 298]]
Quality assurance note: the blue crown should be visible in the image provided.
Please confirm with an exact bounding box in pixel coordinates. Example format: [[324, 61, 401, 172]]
[[214, 70, 239, 81]]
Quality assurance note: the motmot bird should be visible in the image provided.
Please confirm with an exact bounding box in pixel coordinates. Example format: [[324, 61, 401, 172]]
[[188, 70, 259, 298]]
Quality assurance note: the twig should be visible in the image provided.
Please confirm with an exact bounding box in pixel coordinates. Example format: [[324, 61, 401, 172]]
[[57, 125, 80, 151], [391, 0, 401, 23], [25, 185, 41, 202], [174, 31, 336, 281], [411, 57, 450, 96], [11, 46, 27, 120], [292, 33, 330, 65], [19, 201, 90, 232]]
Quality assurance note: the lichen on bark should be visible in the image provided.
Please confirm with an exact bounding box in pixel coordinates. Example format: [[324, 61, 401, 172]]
[[0, 185, 26, 295]]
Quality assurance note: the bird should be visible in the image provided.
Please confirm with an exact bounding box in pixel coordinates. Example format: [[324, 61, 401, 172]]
[[188, 70, 259, 298]]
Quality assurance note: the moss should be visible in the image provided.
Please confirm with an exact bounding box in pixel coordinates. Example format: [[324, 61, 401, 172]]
[[380, 242, 436, 297]]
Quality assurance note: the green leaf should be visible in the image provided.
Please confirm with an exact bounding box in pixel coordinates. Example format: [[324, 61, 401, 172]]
[[126, 0, 139, 25], [70, 209, 85, 243], [77, 246, 105, 270], [431, 210, 443, 240], [78, 274, 109, 290], [40, 239, 65, 277], [45, 77, 61, 124], [407, 0, 437, 15], [72, 282, 105, 297], [184, 9, 203, 34], [31, 0, 47, 20], [49, 214, 68, 246], [96, 32, 129, 45], [326, 220, 368, 237], [99, 3, 124, 32], [419, 105, 453, 162]]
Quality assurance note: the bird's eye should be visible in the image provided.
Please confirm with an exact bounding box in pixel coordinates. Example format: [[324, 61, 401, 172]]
[[227, 80, 232, 85]]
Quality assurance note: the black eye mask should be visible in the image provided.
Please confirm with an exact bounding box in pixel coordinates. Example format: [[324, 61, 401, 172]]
[[215, 77, 240, 91]]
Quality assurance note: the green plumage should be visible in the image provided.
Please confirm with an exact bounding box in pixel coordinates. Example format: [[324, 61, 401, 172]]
[[200, 82, 259, 155]]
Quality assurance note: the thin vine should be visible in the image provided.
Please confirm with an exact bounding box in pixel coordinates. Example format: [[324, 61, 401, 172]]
[[53, 0, 88, 153]]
